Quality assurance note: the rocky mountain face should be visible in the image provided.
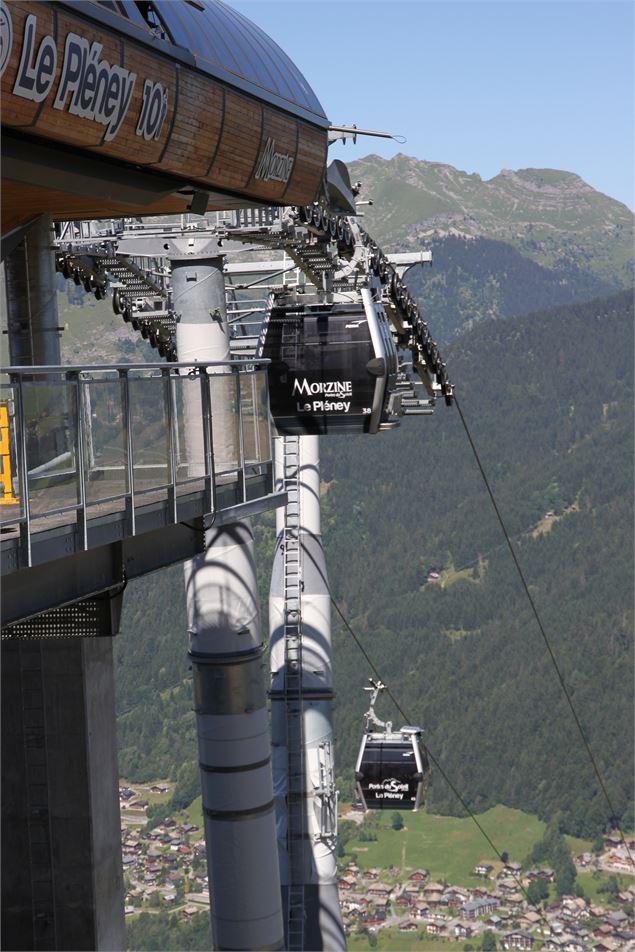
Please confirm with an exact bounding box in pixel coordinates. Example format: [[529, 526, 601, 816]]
[[349, 155, 634, 287]]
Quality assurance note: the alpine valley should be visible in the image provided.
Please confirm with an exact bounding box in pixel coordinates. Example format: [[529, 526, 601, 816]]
[[113, 157, 634, 850]]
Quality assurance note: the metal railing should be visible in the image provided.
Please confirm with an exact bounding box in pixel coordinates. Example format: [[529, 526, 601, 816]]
[[0, 360, 273, 566]]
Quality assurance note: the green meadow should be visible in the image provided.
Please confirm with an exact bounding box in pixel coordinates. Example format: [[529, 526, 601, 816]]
[[347, 926, 454, 950], [342, 805, 591, 887]]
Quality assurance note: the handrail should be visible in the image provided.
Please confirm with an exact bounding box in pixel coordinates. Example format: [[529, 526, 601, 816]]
[[0, 361, 274, 568], [0, 359, 270, 375]]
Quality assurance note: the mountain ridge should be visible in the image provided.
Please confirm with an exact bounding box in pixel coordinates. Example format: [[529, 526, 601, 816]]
[[348, 153, 634, 286]]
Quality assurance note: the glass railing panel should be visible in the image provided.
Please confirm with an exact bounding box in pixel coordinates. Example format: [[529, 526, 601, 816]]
[[240, 371, 258, 467], [209, 372, 240, 476], [128, 372, 170, 494], [81, 373, 127, 507], [1, 359, 274, 559], [172, 372, 207, 492], [23, 379, 79, 520], [255, 369, 272, 466]]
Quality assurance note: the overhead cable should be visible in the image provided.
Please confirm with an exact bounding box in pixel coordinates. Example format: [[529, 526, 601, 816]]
[[453, 392, 633, 866]]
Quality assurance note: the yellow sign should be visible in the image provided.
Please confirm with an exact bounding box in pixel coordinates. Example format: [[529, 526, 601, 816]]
[[0, 400, 18, 504]]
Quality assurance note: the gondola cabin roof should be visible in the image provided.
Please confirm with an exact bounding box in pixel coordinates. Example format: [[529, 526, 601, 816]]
[[1, 0, 329, 234]]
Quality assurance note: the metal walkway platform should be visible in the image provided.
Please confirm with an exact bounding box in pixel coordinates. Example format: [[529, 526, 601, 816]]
[[1, 360, 283, 627]]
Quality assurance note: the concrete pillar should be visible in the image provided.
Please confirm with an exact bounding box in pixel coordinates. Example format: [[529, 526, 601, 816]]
[[1, 635, 125, 952], [1, 216, 125, 951], [174, 245, 284, 951]]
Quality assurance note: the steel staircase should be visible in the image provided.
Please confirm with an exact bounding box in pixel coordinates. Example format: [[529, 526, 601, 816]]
[[281, 434, 305, 951]]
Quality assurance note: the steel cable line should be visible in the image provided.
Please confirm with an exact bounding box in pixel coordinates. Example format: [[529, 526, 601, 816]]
[[329, 595, 554, 931], [453, 392, 633, 866]]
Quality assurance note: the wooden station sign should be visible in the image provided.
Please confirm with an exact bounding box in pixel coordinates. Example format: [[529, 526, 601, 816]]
[[0, 1, 328, 226]]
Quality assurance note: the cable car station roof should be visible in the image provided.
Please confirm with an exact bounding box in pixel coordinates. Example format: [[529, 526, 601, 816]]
[[1, 0, 329, 236], [86, 0, 328, 125]]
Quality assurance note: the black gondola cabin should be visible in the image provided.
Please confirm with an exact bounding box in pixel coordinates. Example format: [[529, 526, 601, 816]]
[[256, 288, 398, 435], [355, 726, 429, 811]]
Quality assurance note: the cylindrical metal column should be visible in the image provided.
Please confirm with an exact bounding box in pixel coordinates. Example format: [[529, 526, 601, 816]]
[[270, 435, 346, 951], [174, 246, 284, 951], [185, 524, 284, 951], [4, 216, 60, 367]]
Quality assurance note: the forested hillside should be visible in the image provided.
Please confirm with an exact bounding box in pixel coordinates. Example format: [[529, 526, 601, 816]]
[[405, 234, 615, 343], [319, 289, 633, 836], [114, 290, 634, 838]]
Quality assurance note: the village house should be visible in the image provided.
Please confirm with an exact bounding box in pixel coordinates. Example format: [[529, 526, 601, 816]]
[[398, 919, 418, 933], [403, 881, 422, 896], [426, 921, 447, 936], [423, 880, 444, 894], [574, 852, 593, 868], [605, 910, 629, 930], [454, 922, 474, 939], [341, 902, 362, 919], [409, 868, 429, 882], [541, 938, 564, 951], [592, 924, 615, 941], [367, 883, 392, 898], [561, 896, 589, 920], [503, 861, 523, 877], [472, 886, 492, 898], [559, 936, 585, 952], [605, 853, 635, 873], [362, 868, 379, 881], [371, 897, 390, 914], [603, 835, 622, 850], [497, 877, 520, 895], [502, 930, 534, 950], [338, 875, 357, 892], [443, 886, 469, 907], [394, 891, 412, 907], [507, 891, 525, 910], [462, 897, 499, 920], [527, 867, 555, 882], [474, 862, 494, 877], [425, 890, 446, 908], [428, 909, 451, 924]]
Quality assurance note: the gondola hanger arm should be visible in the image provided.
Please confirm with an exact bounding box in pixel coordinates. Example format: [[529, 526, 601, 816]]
[[363, 678, 392, 733]]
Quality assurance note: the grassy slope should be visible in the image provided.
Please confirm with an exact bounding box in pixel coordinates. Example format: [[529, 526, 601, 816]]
[[342, 805, 591, 887]]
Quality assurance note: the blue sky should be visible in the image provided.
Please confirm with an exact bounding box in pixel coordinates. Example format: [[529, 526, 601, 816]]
[[231, 1, 634, 209]]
